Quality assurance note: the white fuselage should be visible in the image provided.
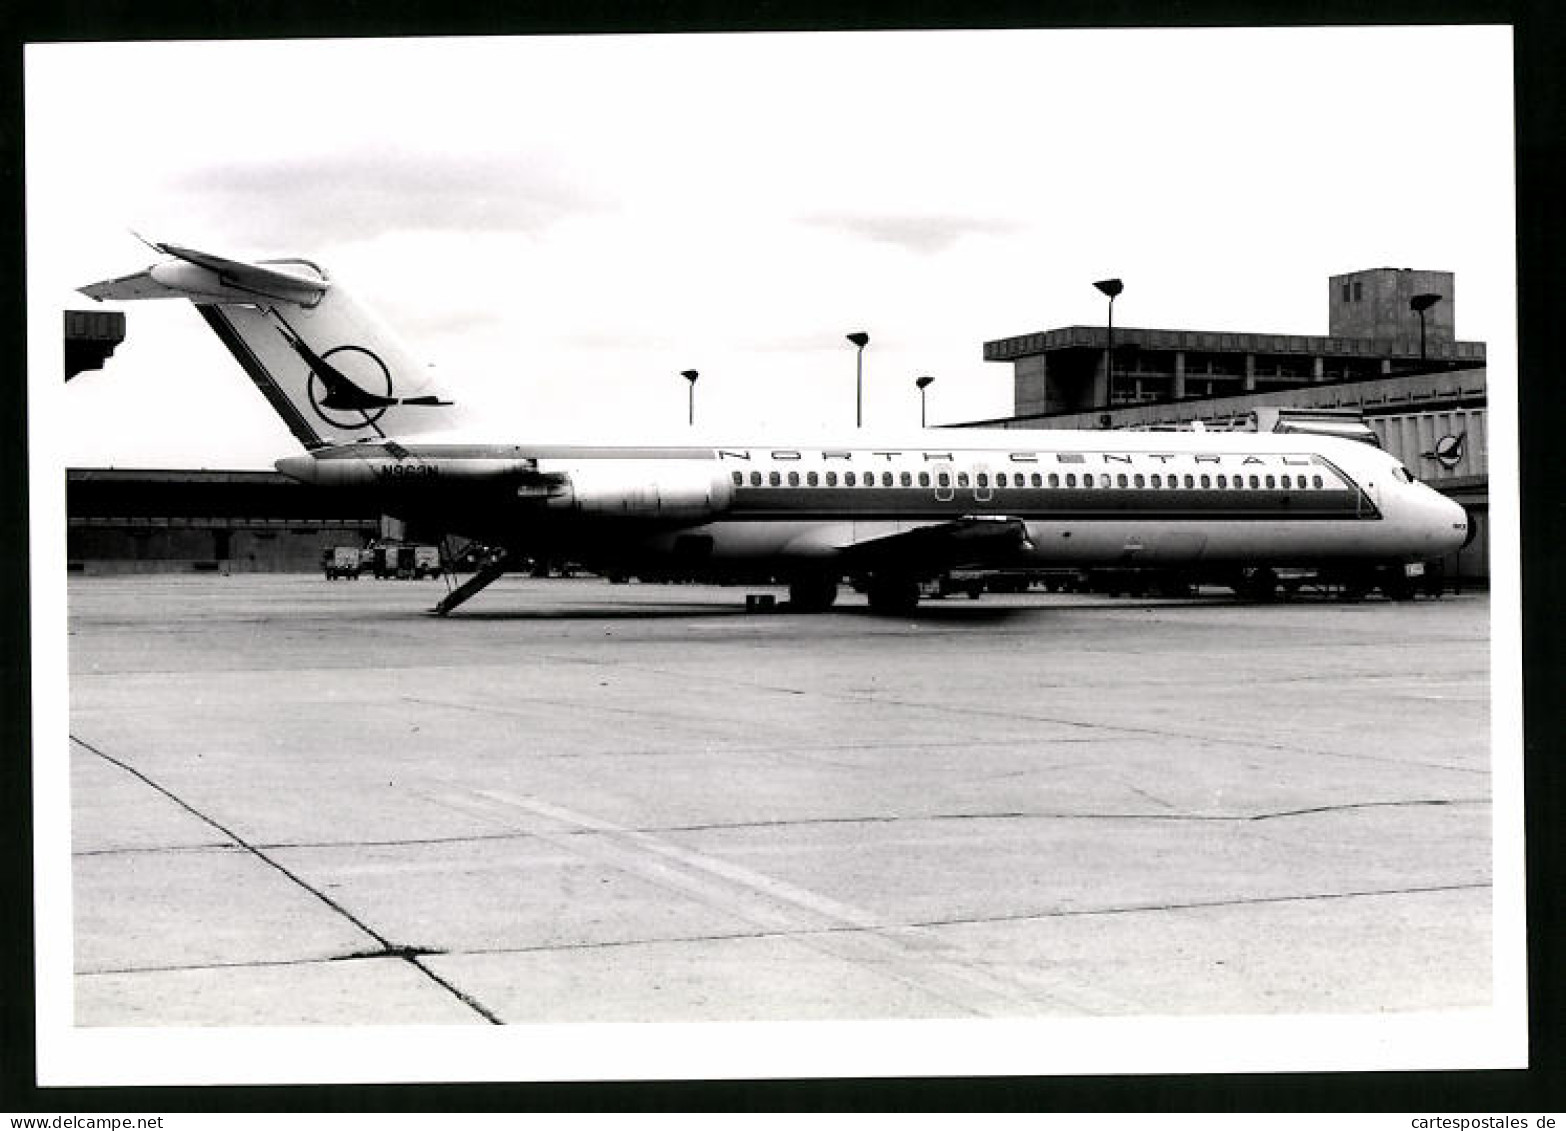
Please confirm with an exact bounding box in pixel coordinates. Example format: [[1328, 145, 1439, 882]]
[[276, 425, 1470, 573]]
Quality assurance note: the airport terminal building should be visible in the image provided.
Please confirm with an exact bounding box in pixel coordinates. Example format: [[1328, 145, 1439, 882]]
[[960, 267, 1491, 582], [63, 266, 1493, 582]]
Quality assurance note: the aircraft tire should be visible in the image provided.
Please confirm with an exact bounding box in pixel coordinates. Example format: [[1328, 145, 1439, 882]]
[[866, 575, 920, 616], [788, 574, 839, 613]]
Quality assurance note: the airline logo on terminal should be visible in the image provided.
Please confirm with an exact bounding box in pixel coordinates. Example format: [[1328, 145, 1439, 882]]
[[1423, 432, 1466, 469]]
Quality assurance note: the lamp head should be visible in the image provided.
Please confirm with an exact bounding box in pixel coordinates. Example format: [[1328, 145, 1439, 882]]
[[916, 375, 934, 390], [1410, 293, 1443, 313], [1093, 278, 1124, 299], [846, 332, 870, 349]]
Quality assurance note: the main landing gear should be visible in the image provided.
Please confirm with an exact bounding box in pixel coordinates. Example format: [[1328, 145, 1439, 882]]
[[865, 574, 921, 616], [787, 573, 839, 613]]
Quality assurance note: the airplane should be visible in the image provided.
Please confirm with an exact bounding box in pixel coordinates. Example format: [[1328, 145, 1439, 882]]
[[78, 241, 1472, 615]]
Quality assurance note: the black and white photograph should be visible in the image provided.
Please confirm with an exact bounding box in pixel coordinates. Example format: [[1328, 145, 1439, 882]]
[[23, 26, 1525, 1092]]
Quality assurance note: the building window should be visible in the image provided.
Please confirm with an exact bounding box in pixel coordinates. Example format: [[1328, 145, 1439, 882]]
[[1342, 283, 1351, 302], [1353, 281, 1363, 301]]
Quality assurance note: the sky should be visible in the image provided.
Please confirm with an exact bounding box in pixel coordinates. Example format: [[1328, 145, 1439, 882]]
[[27, 27, 1516, 469]]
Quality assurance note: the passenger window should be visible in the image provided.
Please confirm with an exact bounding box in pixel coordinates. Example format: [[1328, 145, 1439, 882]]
[[938, 472, 951, 488], [881, 472, 894, 487], [769, 471, 781, 486], [806, 471, 818, 487], [732, 471, 744, 486], [977, 473, 989, 488], [1117, 473, 1128, 488], [900, 471, 912, 487], [1199, 474, 1210, 488], [1083, 474, 1095, 488], [1048, 473, 1060, 488], [788, 471, 800, 487], [750, 471, 762, 487], [1133, 474, 1145, 488], [1066, 473, 1077, 487], [1182, 474, 1193, 488], [845, 471, 856, 486], [958, 472, 971, 487], [1216, 475, 1226, 488], [1264, 475, 1275, 489], [918, 472, 930, 487], [1312, 474, 1324, 489], [1150, 474, 1162, 488], [826, 471, 837, 486], [1280, 474, 1291, 489], [1248, 475, 1260, 489], [1031, 473, 1043, 487]]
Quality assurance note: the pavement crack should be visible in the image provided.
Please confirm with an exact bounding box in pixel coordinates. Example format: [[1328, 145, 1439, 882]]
[[70, 734, 503, 1026]]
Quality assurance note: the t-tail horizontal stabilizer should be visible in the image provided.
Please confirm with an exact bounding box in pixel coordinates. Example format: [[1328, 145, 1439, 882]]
[[78, 239, 464, 448]]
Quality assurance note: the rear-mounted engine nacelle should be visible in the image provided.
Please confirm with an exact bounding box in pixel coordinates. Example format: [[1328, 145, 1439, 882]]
[[547, 461, 734, 519]]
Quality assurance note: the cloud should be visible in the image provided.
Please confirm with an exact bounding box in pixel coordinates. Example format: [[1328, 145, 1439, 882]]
[[168, 149, 609, 247], [798, 212, 1022, 256]]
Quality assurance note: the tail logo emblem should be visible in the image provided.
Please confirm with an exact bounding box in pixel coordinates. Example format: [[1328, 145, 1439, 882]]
[[275, 319, 451, 430]]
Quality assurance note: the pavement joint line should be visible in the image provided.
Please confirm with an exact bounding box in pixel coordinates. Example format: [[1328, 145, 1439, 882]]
[[244, 796, 1493, 854], [400, 659, 1489, 776], [69, 733, 504, 1026], [79, 877, 1492, 979], [442, 787, 1144, 1016]]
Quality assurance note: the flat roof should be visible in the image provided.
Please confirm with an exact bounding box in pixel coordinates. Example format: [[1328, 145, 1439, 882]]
[[984, 324, 1487, 364]]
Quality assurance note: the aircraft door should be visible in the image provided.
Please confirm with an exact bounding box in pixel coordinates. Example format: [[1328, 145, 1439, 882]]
[[933, 463, 955, 504], [973, 462, 994, 504]]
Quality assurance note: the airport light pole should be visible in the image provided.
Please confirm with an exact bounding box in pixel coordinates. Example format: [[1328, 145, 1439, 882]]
[[1410, 293, 1442, 362], [847, 332, 870, 427], [915, 374, 934, 427], [681, 369, 698, 426], [1094, 278, 1124, 397]]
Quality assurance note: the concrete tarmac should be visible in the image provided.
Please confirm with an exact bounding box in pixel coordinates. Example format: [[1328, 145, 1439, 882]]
[[66, 574, 1493, 1027]]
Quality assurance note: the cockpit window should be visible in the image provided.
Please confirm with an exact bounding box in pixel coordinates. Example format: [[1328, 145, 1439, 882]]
[[1391, 465, 1415, 484]]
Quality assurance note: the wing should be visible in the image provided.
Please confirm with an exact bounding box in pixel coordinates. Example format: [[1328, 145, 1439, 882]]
[[841, 515, 1035, 573]]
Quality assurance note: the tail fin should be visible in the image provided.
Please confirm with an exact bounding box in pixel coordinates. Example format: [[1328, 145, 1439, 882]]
[[79, 241, 463, 449]]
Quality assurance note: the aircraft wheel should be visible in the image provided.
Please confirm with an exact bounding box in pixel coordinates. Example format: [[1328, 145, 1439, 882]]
[[866, 575, 920, 615], [788, 574, 839, 612]]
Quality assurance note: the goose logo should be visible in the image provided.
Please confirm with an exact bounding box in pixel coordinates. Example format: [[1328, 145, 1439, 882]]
[[275, 319, 451, 431], [1422, 432, 1466, 470]]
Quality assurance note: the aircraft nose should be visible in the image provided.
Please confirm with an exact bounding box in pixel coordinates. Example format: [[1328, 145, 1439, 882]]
[[1433, 490, 1471, 554]]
